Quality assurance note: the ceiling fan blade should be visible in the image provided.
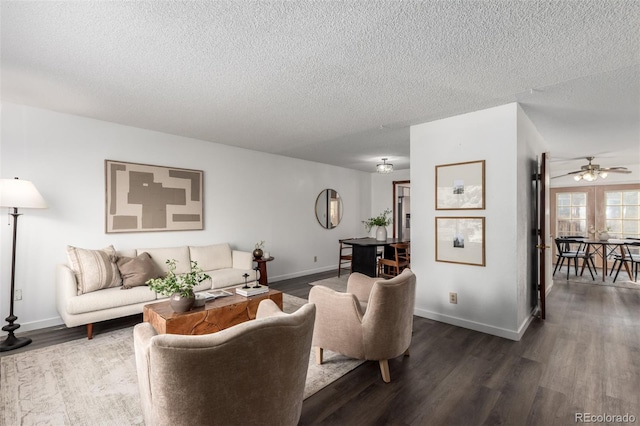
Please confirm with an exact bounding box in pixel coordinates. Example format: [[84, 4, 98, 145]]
[[600, 166, 630, 172], [551, 170, 582, 179]]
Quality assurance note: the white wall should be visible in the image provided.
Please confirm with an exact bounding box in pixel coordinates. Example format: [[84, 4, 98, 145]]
[[0, 103, 371, 332], [410, 103, 543, 340]]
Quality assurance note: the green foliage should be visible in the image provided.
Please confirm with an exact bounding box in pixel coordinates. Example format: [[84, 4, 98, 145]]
[[255, 240, 265, 249], [146, 259, 211, 298], [362, 208, 392, 231]]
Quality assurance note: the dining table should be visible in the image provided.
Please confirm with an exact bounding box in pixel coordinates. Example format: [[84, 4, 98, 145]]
[[557, 237, 636, 282], [342, 237, 410, 277]]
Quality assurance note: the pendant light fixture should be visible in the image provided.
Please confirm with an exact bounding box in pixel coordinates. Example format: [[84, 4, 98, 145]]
[[376, 158, 393, 174]]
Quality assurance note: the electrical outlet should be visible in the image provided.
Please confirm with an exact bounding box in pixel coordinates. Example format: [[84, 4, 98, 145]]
[[14, 289, 22, 301], [313, 256, 317, 262], [449, 292, 457, 304]]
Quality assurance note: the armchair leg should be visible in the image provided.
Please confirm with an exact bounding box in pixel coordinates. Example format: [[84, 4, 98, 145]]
[[86, 323, 93, 340], [379, 359, 391, 383], [315, 347, 323, 365]]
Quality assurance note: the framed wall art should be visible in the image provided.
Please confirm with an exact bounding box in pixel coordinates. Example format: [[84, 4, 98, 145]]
[[105, 160, 203, 233], [435, 216, 485, 266], [435, 160, 485, 210]]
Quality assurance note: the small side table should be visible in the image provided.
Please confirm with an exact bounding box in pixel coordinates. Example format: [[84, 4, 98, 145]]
[[254, 256, 274, 285]]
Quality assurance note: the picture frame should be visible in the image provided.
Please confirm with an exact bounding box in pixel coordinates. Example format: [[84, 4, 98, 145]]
[[105, 160, 203, 233], [435, 160, 485, 210], [435, 216, 485, 266]]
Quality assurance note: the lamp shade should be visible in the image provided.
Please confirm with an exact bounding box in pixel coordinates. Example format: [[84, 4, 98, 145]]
[[0, 178, 48, 209]]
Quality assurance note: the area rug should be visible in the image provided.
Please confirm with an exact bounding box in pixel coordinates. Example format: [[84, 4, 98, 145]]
[[308, 275, 349, 292], [0, 294, 363, 426], [555, 269, 640, 290]]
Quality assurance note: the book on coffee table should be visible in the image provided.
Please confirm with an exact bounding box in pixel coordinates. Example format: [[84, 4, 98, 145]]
[[235, 285, 269, 297], [203, 289, 233, 300]]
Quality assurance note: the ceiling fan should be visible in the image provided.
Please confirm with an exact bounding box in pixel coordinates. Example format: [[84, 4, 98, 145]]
[[553, 156, 631, 182]]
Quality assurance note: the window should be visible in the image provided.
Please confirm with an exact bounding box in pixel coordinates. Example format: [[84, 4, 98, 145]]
[[556, 192, 587, 237], [605, 190, 640, 238]]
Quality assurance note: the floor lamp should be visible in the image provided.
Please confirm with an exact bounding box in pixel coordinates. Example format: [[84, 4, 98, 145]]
[[0, 177, 47, 352]]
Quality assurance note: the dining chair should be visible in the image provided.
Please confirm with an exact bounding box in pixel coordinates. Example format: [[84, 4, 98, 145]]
[[612, 241, 640, 282], [338, 238, 355, 277], [553, 238, 596, 280], [377, 243, 410, 278], [609, 237, 639, 278]]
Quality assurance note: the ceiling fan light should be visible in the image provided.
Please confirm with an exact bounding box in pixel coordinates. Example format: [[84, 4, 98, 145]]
[[600, 172, 608, 179], [574, 175, 582, 181], [584, 172, 595, 181]]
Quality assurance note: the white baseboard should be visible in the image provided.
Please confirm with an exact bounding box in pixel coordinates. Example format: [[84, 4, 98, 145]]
[[413, 307, 525, 341], [269, 265, 338, 282], [0, 316, 64, 337], [545, 279, 554, 295], [516, 308, 537, 339]]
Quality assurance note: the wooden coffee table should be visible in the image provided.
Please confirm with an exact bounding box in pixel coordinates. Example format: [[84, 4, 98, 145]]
[[143, 289, 283, 335]]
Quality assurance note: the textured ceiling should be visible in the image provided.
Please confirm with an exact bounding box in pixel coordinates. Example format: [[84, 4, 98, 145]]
[[1, 1, 639, 174]]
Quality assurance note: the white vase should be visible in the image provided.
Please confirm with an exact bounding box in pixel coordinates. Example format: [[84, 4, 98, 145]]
[[598, 231, 610, 241], [376, 226, 387, 241]]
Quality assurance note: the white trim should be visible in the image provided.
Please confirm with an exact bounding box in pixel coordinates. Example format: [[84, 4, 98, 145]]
[[0, 317, 64, 336], [413, 307, 526, 341]]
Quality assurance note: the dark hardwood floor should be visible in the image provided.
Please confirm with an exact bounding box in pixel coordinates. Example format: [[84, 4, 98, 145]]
[[2, 272, 639, 425]]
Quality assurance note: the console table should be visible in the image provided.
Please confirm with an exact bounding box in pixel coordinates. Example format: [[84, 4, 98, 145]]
[[254, 256, 274, 285]]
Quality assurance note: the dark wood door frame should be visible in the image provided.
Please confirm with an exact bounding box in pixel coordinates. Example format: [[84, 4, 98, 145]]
[[392, 180, 410, 238], [537, 152, 550, 319]]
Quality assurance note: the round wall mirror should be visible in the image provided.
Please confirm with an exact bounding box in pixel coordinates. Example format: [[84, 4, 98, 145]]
[[315, 189, 343, 229]]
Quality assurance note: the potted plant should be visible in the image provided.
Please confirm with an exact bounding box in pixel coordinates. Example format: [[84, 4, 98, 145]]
[[146, 259, 210, 312], [362, 208, 392, 241], [589, 225, 612, 241], [253, 240, 265, 259]]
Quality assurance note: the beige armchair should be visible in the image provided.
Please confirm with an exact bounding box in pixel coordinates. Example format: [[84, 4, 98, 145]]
[[308, 268, 416, 383], [133, 299, 316, 426]]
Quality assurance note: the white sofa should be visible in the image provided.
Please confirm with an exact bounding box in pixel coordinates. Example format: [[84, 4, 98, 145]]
[[56, 243, 257, 339]]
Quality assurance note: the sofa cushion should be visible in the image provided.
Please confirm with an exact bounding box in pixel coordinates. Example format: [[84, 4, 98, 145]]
[[232, 250, 254, 270], [190, 243, 232, 271], [117, 252, 161, 289], [208, 268, 256, 289], [66, 245, 121, 295], [66, 285, 157, 315], [137, 246, 191, 275]]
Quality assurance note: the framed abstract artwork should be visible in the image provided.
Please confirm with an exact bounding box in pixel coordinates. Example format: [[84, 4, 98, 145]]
[[435, 160, 485, 210], [435, 216, 485, 266], [105, 160, 203, 233]]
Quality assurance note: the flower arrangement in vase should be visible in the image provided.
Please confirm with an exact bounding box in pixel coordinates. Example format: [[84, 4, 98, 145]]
[[146, 259, 210, 312], [362, 208, 392, 241], [253, 240, 265, 259], [589, 225, 612, 241]]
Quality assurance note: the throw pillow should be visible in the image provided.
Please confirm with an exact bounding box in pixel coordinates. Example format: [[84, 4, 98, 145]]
[[117, 252, 160, 289], [66, 245, 121, 295]]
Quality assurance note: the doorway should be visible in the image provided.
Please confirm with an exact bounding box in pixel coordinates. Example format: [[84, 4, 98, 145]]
[[393, 180, 410, 240]]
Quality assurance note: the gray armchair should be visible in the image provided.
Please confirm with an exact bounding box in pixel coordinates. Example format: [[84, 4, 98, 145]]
[[133, 299, 316, 426], [308, 268, 416, 382]]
